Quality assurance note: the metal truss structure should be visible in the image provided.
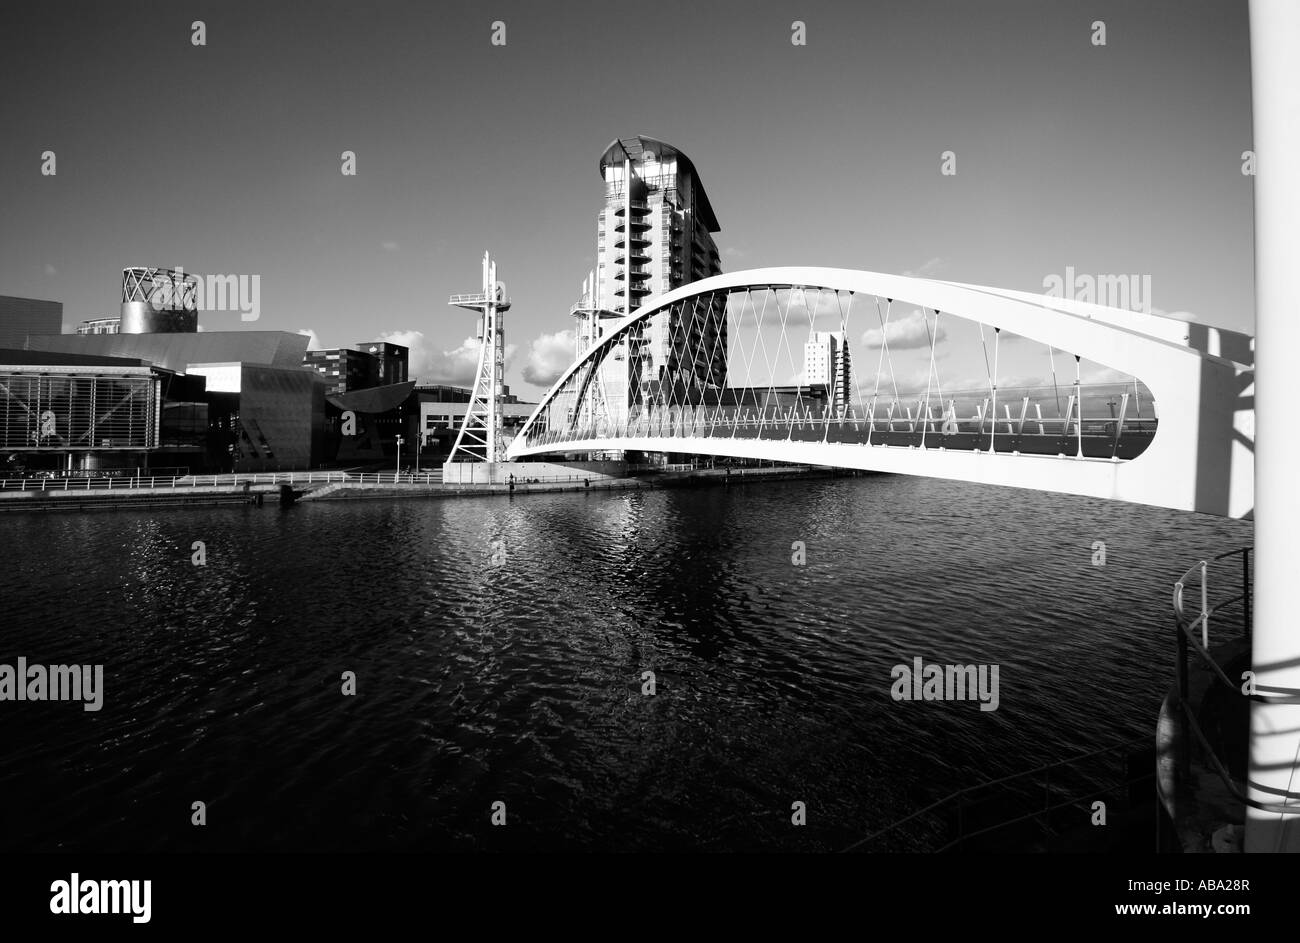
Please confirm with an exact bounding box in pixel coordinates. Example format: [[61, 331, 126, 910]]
[[447, 252, 510, 463], [121, 267, 198, 312], [509, 268, 1254, 517]]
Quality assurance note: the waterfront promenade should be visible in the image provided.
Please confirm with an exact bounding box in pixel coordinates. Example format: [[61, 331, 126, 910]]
[[0, 464, 833, 511]]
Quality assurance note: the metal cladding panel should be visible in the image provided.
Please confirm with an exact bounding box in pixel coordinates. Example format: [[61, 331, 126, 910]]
[[119, 301, 198, 334], [25, 331, 311, 373], [0, 295, 63, 348], [234, 364, 323, 470]]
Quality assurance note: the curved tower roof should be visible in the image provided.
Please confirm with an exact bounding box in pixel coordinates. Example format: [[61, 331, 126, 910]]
[[597, 135, 720, 232]]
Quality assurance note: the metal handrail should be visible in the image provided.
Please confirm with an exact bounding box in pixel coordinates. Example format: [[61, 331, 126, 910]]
[[0, 470, 449, 493], [1168, 547, 1300, 814]]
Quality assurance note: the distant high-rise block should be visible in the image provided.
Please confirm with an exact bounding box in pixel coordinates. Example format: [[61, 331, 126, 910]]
[[804, 331, 854, 411]]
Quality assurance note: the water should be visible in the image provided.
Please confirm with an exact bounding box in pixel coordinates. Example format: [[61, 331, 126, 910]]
[[0, 475, 1250, 851]]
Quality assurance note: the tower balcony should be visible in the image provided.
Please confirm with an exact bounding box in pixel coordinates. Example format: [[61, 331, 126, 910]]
[[614, 201, 650, 216], [614, 249, 651, 264], [614, 283, 652, 298], [614, 234, 651, 249]]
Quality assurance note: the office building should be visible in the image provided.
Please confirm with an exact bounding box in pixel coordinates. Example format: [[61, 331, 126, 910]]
[[356, 341, 408, 386], [803, 331, 854, 412], [303, 342, 410, 395]]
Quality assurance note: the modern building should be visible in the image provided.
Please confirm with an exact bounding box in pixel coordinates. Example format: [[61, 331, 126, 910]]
[[303, 342, 410, 395], [0, 296, 63, 348], [803, 331, 854, 412], [28, 330, 310, 374], [303, 347, 378, 395], [356, 341, 408, 386], [119, 267, 199, 334], [0, 347, 214, 474], [565, 136, 728, 433], [25, 329, 324, 473], [594, 135, 723, 314], [77, 317, 121, 335]]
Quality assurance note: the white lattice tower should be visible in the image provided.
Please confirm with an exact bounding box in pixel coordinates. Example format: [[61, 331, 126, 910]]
[[448, 252, 510, 462]]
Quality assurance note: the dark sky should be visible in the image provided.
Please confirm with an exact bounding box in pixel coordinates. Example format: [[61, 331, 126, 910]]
[[0, 0, 1255, 392]]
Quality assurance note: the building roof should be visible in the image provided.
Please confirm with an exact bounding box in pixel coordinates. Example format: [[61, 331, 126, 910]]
[[327, 380, 416, 414], [25, 331, 311, 374], [0, 347, 157, 369], [598, 135, 720, 232]]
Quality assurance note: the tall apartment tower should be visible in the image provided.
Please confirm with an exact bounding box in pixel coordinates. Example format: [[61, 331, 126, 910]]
[[576, 136, 726, 419], [804, 331, 854, 412]]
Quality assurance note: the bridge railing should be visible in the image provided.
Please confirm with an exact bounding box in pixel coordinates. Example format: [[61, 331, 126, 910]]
[[521, 382, 1157, 462], [1166, 547, 1300, 818], [0, 470, 445, 493]]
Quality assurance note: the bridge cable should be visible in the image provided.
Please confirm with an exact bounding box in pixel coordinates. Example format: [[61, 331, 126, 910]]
[[979, 322, 995, 442], [879, 298, 901, 431], [921, 308, 939, 448], [1049, 345, 1062, 416]]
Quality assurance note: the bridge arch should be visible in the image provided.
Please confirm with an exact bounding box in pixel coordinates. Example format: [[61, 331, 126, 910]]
[[509, 268, 1252, 517]]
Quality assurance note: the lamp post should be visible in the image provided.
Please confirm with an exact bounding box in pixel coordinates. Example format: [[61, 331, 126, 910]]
[[395, 435, 404, 480], [415, 432, 423, 477]]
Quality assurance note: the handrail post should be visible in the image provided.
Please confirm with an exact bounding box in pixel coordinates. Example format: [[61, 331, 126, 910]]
[[1175, 619, 1190, 783], [1201, 560, 1209, 648], [1243, 549, 1252, 639]]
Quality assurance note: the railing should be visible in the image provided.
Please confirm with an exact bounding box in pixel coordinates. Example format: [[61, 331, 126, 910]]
[[625, 462, 700, 473], [449, 291, 507, 307], [841, 736, 1152, 852], [2, 466, 193, 480], [522, 389, 1159, 461], [1168, 546, 1300, 816], [0, 470, 444, 493]]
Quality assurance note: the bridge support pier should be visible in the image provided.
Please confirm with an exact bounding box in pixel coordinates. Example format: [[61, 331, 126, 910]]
[[1245, 0, 1300, 853]]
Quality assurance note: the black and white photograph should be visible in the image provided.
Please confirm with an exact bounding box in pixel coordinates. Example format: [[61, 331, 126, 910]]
[[0, 0, 1295, 927]]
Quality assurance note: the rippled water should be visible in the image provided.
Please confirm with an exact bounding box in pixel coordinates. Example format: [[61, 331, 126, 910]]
[[0, 475, 1250, 851]]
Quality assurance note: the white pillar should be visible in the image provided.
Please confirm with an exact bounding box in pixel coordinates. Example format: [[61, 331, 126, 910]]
[[1246, 0, 1300, 852]]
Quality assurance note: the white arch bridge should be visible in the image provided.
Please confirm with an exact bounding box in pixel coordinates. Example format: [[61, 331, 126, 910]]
[[507, 268, 1254, 518]]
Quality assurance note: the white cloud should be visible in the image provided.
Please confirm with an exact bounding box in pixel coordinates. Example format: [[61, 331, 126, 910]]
[[903, 257, 944, 278], [297, 328, 322, 350], [523, 329, 576, 387], [378, 329, 517, 386], [862, 308, 946, 350], [724, 247, 746, 260], [381, 241, 400, 252], [43, 263, 57, 276]]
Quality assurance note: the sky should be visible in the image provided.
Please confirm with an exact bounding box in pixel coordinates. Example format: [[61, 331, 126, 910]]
[[0, 0, 1255, 398]]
